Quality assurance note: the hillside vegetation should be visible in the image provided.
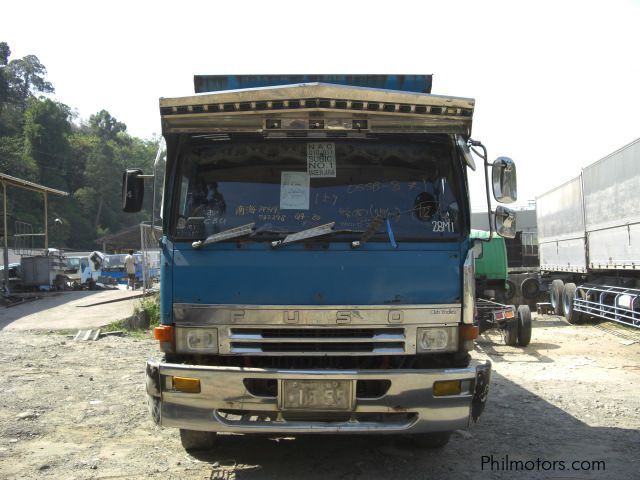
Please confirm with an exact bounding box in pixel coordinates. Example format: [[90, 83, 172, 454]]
[[0, 42, 159, 250]]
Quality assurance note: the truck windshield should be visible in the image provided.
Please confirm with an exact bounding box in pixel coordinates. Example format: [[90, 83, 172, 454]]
[[171, 135, 464, 242], [103, 254, 126, 270]]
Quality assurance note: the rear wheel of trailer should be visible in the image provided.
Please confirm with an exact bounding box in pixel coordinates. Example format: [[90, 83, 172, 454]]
[[563, 282, 580, 323], [550, 279, 564, 316]]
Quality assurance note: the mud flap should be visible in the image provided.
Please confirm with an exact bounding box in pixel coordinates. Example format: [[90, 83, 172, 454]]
[[471, 361, 492, 422], [145, 360, 161, 426]]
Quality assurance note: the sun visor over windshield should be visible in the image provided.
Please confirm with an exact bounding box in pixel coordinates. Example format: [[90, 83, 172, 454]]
[[160, 84, 474, 136]]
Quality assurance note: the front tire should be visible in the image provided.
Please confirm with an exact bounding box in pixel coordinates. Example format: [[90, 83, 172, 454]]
[[504, 312, 518, 346], [517, 305, 532, 346], [410, 431, 452, 448], [179, 429, 216, 451]]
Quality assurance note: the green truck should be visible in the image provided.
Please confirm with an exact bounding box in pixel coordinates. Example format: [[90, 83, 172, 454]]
[[471, 230, 511, 302], [471, 230, 532, 347]]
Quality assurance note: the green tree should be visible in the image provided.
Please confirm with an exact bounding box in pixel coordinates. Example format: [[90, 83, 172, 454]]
[[80, 111, 157, 235], [22, 97, 72, 191], [89, 110, 126, 140], [6, 54, 54, 106], [0, 43, 161, 250], [0, 42, 9, 66], [0, 42, 17, 136], [0, 43, 54, 135], [0, 42, 11, 104], [0, 135, 37, 180]]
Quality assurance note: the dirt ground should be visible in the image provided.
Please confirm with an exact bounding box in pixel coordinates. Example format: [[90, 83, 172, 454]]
[[1, 314, 639, 480], [0, 289, 141, 331]]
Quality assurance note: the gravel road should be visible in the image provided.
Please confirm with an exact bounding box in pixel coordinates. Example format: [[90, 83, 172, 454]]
[[1, 314, 639, 479]]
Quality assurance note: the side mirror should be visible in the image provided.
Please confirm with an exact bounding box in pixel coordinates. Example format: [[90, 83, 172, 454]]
[[122, 169, 145, 212], [495, 206, 517, 239], [492, 157, 517, 203]]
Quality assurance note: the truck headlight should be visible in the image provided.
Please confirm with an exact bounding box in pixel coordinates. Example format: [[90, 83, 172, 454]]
[[417, 327, 458, 352], [175, 327, 219, 354]]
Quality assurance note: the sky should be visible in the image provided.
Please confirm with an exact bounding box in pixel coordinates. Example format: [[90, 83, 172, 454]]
[[3, 0, 640, 210]]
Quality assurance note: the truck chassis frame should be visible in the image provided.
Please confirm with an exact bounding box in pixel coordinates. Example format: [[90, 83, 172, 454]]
[[476, 298, 532, 347]]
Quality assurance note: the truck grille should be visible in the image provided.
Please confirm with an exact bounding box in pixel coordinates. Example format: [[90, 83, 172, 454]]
[[228, 327, 406, 355]]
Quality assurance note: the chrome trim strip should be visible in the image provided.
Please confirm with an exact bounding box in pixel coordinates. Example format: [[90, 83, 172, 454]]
[[174, 304, 461, 326], [463, 250, 475, 324], [209, 411, 417, 432], [228, 334, 405, 344], [218, 325, 411, 355]]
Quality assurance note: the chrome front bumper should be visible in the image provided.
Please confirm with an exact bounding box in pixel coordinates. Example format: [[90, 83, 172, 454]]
[[145, 360, 492, 434]]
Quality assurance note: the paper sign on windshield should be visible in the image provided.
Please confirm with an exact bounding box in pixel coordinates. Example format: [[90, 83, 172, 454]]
[[307, 143, 336, 178], [280, 172, 310, 210]]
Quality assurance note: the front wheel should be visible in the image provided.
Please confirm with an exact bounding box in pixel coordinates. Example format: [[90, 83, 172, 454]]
[[409, 431, 452, 448], [504, 305, 519, 346], [179, 429, 216, 451], [517, 305, 532, 346]]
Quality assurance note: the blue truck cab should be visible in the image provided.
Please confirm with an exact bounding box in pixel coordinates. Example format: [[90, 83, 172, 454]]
[[124, 75, 517, 450]]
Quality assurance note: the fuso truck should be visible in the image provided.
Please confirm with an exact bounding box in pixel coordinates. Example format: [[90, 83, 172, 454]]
[[536, 137, 640, 328], [122, 75, 518, 451]]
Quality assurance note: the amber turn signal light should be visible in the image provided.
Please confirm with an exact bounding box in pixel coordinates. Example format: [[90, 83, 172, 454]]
[[433, 380, 462, 397], [172, 376, 201, 394], [459, 324, 479, 341], [154, 325, 174, 342]]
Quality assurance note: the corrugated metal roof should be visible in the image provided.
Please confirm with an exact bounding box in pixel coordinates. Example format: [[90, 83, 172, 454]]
[[0, 173, 68, 196]]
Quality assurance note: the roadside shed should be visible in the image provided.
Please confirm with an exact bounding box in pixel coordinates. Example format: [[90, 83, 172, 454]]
[[0, 173, 69, 285], [96, 223, 161, 253]]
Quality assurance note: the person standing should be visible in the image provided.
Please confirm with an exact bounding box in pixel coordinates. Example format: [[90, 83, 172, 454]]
[[124, 250, 137, 290]]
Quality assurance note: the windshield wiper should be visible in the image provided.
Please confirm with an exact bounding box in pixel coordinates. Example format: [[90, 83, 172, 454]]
[[351, 214, 398, 249], [351, 215, 386, 248], [271, 222, 335, 248], [252, 225, 295, 236], [192, 223, 255, 249]]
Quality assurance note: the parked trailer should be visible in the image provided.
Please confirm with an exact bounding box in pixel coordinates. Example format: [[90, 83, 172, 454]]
[[536, 137, 640, 328]]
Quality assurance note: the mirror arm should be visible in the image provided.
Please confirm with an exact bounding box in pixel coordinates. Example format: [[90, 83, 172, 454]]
[[469, 139, 493, 243]]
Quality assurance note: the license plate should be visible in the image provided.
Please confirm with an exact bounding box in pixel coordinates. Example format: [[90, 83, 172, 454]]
[[281, 380, 353, 411]]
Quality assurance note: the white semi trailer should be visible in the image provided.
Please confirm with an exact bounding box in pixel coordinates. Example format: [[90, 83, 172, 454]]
[[536, 137, 640, 328]]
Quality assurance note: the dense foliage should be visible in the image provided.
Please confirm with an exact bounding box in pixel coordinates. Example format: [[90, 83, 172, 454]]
[[0, 42, 159, 250]]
